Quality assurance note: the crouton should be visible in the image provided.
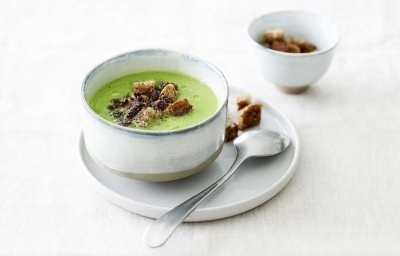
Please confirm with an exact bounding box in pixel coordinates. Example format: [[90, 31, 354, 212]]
[[133, 107, 161, 127], [225, 118, 238, 142], [288, 37, 316, 53], [262, 29, 284, 44], [167, 99, 192, 116], [270, 40, 290, 52], [132, 80, 156, 96], [237, 103, 262, 130], [263, 29, 317, 53], [287, 37, 304, 46], [299, 41, 317, 53], [287, 43, 301, 53], [160, 83, 178, 101], [237, 95, 251, 110]]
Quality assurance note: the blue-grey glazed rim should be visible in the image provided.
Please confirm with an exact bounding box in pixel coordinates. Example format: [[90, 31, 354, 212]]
[[247, 10, 340, 57], [81, 48, 229, 137]]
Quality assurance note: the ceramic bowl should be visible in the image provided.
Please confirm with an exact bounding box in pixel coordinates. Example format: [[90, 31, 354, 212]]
[[248, 10, 340, 93], [81, 49, 228, 182]]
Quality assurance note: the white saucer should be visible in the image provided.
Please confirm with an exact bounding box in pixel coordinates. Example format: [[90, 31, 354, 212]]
[[78, 87, 299, 222]]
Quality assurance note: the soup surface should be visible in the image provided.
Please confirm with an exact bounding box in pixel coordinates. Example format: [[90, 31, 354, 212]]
[[89, 71, 218, 131]]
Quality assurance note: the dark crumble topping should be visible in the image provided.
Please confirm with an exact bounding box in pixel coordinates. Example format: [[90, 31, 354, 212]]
[[125, 102, 146, 119], [107, 80, 191, 128], [152, 95, 173, 111], [156, 82, 168, 91], [111, 109, 123, 118], [117, 117, 132, 127], [156, 81, 179, 91], [110, 97, 129, 108], [134, 94, 150, 106], [150, 88, 160, 102]]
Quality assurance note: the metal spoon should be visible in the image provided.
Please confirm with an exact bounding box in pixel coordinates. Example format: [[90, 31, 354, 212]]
[[143, 130, 291, 248]]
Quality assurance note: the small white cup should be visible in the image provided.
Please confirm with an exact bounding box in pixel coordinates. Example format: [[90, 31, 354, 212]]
[[248, 10, 340, 93]]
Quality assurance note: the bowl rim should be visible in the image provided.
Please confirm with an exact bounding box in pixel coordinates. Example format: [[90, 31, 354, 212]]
[[247, 10, 340, 57], [81, 48, 229, 136]]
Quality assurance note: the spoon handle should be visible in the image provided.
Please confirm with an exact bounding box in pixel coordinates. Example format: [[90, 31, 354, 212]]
[[143, 151, 246, 248]]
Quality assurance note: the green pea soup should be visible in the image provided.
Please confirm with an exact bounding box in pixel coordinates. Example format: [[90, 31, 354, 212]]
[[89, 71, 218, 131]]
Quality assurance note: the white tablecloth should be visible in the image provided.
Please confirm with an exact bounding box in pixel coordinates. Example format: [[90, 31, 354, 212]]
[[1, 0, 400, 255]]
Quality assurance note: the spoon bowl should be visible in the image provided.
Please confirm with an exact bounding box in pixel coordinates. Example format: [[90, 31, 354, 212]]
[[234, 130, 291, 158]]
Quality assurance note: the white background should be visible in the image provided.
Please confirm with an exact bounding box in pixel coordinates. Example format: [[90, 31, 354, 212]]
[[1, 0, 400, 255]]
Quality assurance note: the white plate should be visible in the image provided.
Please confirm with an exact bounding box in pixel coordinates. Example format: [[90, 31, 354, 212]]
[[78, 87, 299, 222]]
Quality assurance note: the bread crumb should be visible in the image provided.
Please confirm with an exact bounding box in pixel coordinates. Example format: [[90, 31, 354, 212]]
[[167, 99, 192, 116], [237, 103, 262, 130], [133, 107, 161, 127], [237, 95, 251, 110], [225, 118, 238, 142], [132, 80, 156, 96], [262, 29, 284, 44], [160, 83, 178, 101]]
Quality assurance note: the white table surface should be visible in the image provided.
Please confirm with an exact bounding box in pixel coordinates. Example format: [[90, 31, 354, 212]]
[[1, 0, 400, 255]]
